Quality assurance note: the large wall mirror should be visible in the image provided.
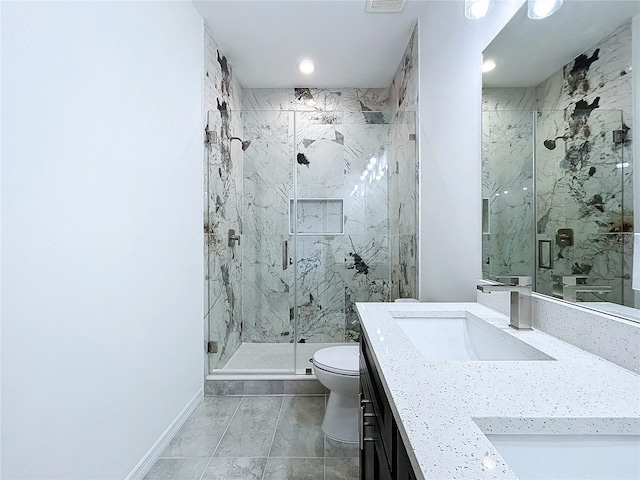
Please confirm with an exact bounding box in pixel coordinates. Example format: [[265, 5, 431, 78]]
[[482, 1, 640, 322]]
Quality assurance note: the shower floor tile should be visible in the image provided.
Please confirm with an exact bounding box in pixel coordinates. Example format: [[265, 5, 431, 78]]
[[220, 342, 354, 374], [144, 395, 359, 480]]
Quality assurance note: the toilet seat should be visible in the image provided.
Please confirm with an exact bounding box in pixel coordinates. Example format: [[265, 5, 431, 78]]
[[312, 346, 359, 376]]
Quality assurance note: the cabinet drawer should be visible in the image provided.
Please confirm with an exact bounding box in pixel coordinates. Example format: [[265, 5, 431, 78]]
[[361, 338, 394, 471], [360, 335, 417, 480]]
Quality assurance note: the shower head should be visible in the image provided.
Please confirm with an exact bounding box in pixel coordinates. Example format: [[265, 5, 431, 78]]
[[543, 136, 567, 150], [230, 136, 251, 151]]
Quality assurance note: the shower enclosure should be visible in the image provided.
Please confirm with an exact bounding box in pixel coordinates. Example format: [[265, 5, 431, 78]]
[[482, 108, 632, 308], [205, 109, 418, 375]]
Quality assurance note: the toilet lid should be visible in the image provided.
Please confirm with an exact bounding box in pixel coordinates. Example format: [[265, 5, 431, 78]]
[[312, 346, 360, 376]]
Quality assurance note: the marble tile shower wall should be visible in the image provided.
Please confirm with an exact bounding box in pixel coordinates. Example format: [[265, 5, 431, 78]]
[[482, 22, 633, 305], [240, 88, 393, 343], [204, 25, 244, 370], [389, 23, 419, 300], [240, 109, 294, 344], [535, 22, 633, 305], [203, 25, 419, 364], [482, 89, 537, 280]]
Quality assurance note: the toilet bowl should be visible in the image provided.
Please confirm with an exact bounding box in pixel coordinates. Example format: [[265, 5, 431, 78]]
[[312, 345, 360, 443]]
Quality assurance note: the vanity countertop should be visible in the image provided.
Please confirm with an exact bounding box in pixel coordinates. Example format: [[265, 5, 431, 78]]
[[356, 302, 640, 480]]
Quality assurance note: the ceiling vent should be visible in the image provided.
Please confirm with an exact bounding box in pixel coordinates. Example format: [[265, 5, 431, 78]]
[[365, 0, 407, 13]]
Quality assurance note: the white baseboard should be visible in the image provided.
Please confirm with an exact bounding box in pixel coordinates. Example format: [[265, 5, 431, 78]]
[[125, 388, 203, 480]]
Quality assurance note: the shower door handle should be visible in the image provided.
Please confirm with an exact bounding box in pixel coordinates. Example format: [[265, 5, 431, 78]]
[[282, 240, 288, 270]]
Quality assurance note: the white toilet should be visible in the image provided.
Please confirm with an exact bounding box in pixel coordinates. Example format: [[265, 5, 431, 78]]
[[312, 345, 360, 443]]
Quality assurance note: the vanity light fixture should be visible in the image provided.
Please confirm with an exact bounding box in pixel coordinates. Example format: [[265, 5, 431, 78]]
[[482, 59, 497, 72], [527, 0, 563, 19], [464, 0, 495, 19], [298, 59, 316, 75]]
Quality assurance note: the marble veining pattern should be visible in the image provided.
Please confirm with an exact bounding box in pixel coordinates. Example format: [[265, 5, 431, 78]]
[[238, 86, 418, 345], [357, 301, 640, 479], [481, 101, 536, 280], [483, 22, 633, 307], [536, 22, 633, 306], [206, 26, 419, 364], [389, 23, 419, 300], [242, 88, 390, 116], [204, 25, 244, 370], [240, 110, 294, 344]]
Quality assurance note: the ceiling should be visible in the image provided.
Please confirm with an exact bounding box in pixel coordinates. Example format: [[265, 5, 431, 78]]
[[192, 0, 423, 88], [194, 0, 639, 90], [483, 0, 640, 88]]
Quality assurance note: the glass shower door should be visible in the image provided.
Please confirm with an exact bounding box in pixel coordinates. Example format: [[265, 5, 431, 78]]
[[239, 110, 297, 373], [292, 110, 392, 374], [207, 106, 418, 374]]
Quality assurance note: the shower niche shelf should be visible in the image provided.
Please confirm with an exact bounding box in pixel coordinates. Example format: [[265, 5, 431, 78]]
[[289, 198, 344, 235]]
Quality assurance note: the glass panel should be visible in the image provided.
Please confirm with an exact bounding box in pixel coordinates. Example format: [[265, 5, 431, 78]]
[[206, 109, 246, 372], [389, 110, 419, 299], [535, 109, 630, 306], [293, 110, 394, 373], [205, 108, 419, 375], [481, 110, 535, 282], [239, 110, 296, 373], [481, 108, 631, 311]]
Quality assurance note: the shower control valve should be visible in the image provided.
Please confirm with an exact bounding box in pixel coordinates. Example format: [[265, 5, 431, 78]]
[[228, 229, 241, 247]]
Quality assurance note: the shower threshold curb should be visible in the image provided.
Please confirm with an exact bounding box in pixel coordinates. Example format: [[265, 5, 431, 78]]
[[207, 373, 316, 381], [205, 375, 327, 396]]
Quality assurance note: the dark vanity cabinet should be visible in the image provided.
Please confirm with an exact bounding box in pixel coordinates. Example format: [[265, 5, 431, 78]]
[[360, 336, 417, 480]]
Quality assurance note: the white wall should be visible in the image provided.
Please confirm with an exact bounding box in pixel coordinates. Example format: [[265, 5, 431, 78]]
[[1, 2, 204, 478], [417, 0, 524, 301]]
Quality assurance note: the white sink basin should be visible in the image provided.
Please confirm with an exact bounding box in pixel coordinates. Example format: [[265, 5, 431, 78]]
[[487, 434, 640, 480], [394, 313, 553, 361]]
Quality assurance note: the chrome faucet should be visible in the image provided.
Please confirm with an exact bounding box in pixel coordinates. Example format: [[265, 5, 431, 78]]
[[552, 275, 612, 302], [561, 284, 612, 302], [477, 283, 533, 330]]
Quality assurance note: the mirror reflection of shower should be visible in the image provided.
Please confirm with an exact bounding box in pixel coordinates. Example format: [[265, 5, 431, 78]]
[[230, 136, 251, 151], [543, 135, 567, 150]]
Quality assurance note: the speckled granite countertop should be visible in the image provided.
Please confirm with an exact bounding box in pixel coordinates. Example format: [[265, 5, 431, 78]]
[[356, 302, 640, 480]]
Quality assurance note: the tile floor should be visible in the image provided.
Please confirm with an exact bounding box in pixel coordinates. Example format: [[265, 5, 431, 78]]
[[144, 395, 359, 480]]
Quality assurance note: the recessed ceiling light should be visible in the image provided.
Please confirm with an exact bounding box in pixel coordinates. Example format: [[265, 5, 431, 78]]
[[528, 0, 563, 19], [298, 59, 316, 75], [465, 0, 495, 19], [482, 59, 496, 73]]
